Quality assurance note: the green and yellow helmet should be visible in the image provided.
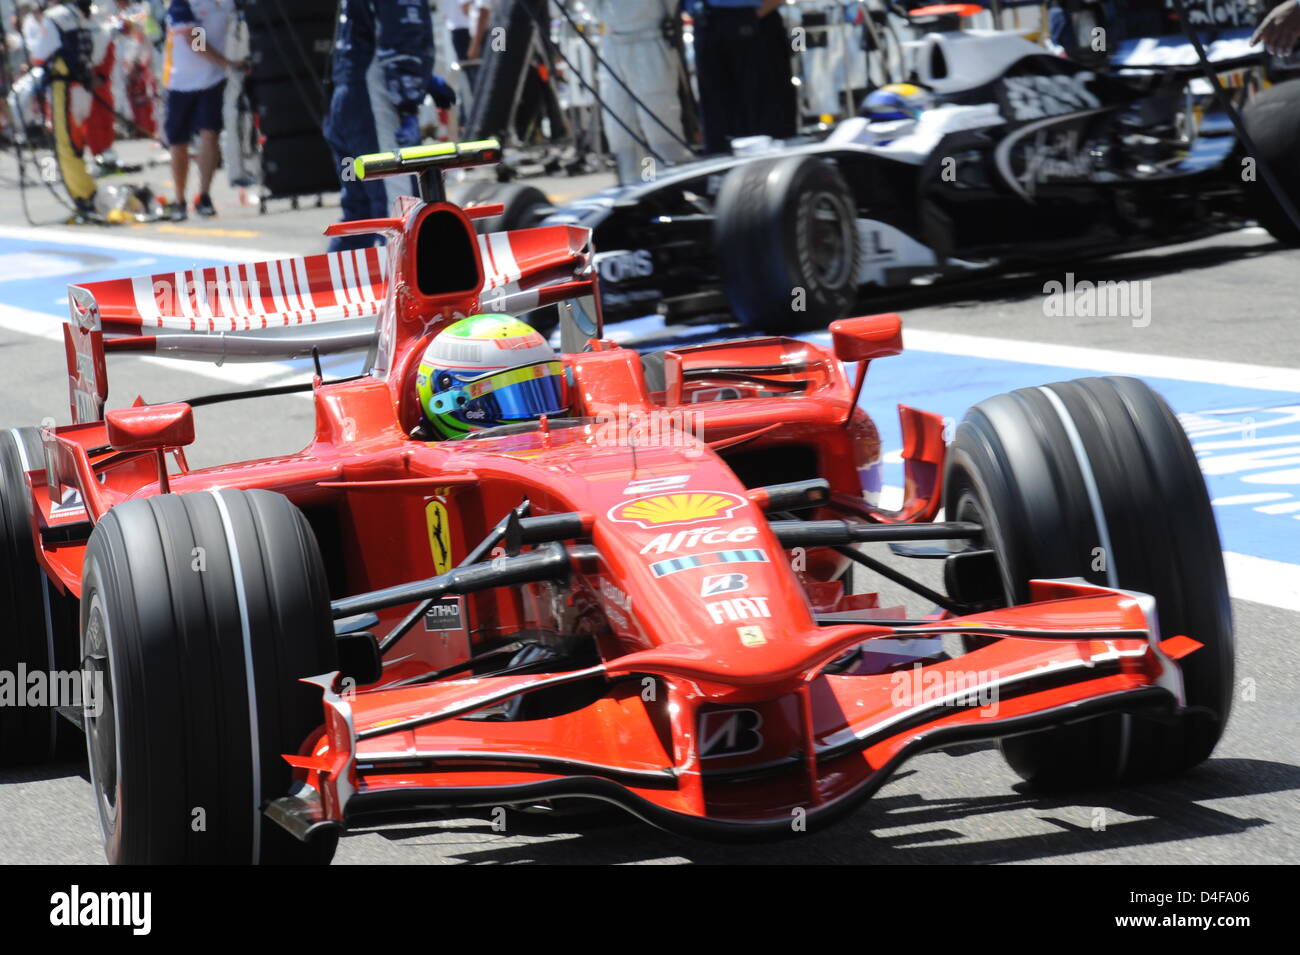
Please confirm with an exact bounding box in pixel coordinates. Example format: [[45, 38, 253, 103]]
[[416, 314, 568, 439]]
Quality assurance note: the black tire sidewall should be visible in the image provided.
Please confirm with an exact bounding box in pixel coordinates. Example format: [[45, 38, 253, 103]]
[[0, 428, 60, 765], [477, 182, 552, 234], [82, 490, 336, 864], [1241, 80, 1300, 244], [942, 377, 1233, 784], [715, 155, 860, 333]]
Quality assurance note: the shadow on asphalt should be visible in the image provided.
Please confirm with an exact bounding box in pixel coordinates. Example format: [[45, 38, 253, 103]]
[[341, 757, 1295, 865], [846, 238, 1286, 316]]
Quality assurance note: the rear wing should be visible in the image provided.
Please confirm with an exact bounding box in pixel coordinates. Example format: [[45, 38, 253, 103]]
[[63, 138, 602, 424], [64, 235, 600, 424], [1111, 29, 1260, 74], [63, 246, 389, 423]]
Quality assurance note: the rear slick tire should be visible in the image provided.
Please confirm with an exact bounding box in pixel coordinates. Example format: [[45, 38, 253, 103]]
[[0, 427, 72, 766]]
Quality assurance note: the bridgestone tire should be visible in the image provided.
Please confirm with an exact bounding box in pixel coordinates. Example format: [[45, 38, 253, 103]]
[[458, 181, 552, 235], [80, 489, 338, 864], [714, 155, 860, 334], [0, 427, 74, 766], [1241, 80, 1300, 245], [942, 376, 1234, 788]]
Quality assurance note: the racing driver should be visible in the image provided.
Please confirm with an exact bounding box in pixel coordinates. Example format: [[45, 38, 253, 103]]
[[413, 313, 568, 440]]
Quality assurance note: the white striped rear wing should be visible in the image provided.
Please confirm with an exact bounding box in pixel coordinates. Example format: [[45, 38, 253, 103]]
[[75, 247, 390, 334]]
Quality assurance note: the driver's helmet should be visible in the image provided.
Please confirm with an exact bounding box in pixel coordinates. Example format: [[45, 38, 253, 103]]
[[862, 83, 932, 121], [416, 314, 567, 439]]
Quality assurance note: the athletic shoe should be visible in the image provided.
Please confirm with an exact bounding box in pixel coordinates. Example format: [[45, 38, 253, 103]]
[[194, 193, 216, 217], [169, 202, 188, 222]]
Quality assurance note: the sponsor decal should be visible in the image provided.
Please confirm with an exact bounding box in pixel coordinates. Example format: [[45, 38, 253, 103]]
[[609, 491, 746, 528], [597, 409, 707, 450], [599, 578, 633, 612], [994, 109, 1109, 202], [622, 474, 690, 495], [1001, 71, 1100, 122], [49, 486, 86, 520], [640, 524, 760, 556], [701, 572, 748, 597], [1183, 0, 1253, 29], [425, 500, 453, 574], [596, 248, 654, 284], [699, 707, 764, 757], [737, 625, 767, 648], [706, 596, 771, 625], [423, 596, 465, 632], [493, 331, 546, 349], [649, 548, 769, 578]]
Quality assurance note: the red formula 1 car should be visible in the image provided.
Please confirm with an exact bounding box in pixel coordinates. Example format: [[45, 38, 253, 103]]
[[0, 141, 1232, 864]]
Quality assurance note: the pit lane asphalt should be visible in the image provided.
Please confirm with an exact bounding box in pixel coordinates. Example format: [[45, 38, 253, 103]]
[[0, 151, 1296, 865]]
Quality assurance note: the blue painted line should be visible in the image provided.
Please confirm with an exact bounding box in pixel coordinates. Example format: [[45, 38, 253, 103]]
[[0, 237, 230, 314], [854, 349, 1300, 567]]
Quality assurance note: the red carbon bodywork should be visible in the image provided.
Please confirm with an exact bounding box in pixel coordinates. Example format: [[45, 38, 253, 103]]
[[28, 190, 1196, 840]]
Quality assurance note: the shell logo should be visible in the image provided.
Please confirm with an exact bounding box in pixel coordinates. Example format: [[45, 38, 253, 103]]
[[608, 491, 746, 528]]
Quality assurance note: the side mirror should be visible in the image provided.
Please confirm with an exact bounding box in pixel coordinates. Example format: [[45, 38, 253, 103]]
[[105, 403, 194, 494], [829, 314, 903, 364], [106, 402, 195, 452]]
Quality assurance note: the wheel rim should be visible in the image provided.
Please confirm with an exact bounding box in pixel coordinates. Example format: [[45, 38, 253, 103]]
[[805, 191, 855, 290], [82, 589, 121, 842]]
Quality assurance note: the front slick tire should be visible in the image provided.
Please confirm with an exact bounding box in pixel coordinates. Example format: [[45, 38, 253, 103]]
[[943, 377, 1233, 789], [81, 489, 338, 864]]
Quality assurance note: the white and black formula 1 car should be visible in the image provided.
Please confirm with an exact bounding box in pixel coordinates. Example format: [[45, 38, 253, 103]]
[[456, 15, 1300, 334]]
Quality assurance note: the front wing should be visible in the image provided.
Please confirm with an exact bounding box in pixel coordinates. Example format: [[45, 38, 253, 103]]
[[268, 581, 1200, 842]]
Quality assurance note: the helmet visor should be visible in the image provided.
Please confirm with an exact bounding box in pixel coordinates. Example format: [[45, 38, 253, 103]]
[[430, 359, 568, 425]]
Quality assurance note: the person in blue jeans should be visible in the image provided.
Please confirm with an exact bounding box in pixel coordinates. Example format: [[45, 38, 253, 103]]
[[323, 0, 433, 252]]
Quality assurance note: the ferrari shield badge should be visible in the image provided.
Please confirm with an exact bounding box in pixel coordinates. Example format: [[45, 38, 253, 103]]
[[426, 500, 453, 574]]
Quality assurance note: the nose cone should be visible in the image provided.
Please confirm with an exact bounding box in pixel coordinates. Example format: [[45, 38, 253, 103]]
[[587, 466, 819, 659]]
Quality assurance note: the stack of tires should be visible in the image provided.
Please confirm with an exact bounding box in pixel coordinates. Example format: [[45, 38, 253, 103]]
[[244, 0, 339, 199]]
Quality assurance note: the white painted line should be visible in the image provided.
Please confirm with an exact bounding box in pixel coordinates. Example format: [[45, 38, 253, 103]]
[[1212, 492, 1289, 506], [0, 302, 298, 390], [0, 302, 62, 344], [1223, 552, 1300, 613], [902, 328, 1300, 394], [0, 224, 289, 264]]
